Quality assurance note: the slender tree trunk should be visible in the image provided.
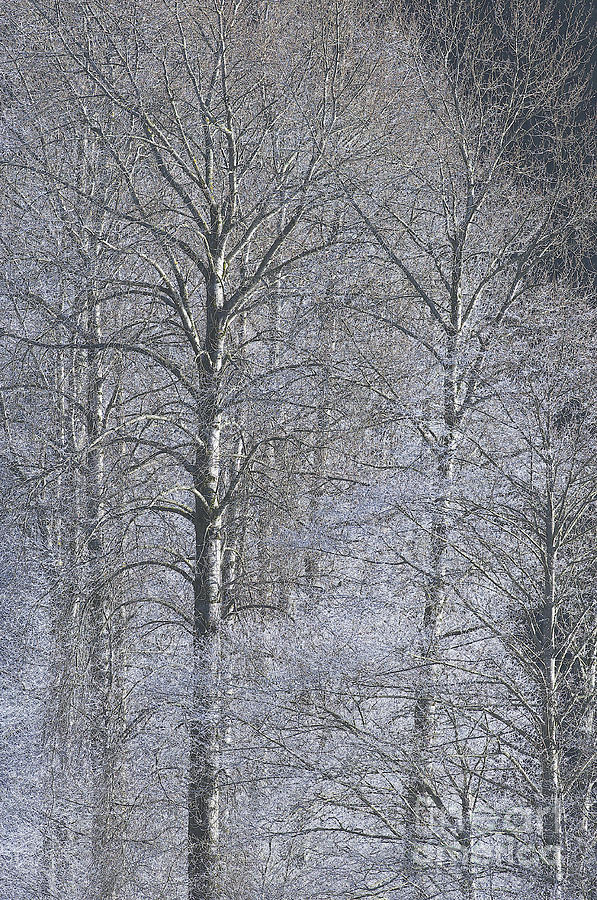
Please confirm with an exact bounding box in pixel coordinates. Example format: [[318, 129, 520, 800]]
[[404, 326, 458, 879], [40, 314, 74, 898], [188, 260, 225, 900], [459, 788, 476, 900], [263, 207, 290, 613], [103, 334, 129, 893], [189, 497, 222, 900], [540, 489, 562, 900], [580, 653, 597, 900], [85, 289, 117, 900], [222, 308, 247, 621], [304, 289, 334, 603]]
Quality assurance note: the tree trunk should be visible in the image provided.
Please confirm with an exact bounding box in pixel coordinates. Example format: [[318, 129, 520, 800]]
[[188, 261, 225, 900], [404, 326, 458, 879], [459, 789, 476, 900], [580, 652, 597, 900], [40, 317, 76, 898], [540, 495, 562, 900], [85, 290, 117, 900], [304, 290, 335, 605]]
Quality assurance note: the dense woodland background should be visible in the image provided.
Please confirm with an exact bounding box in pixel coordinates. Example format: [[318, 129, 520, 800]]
[[0, 1, 596, 899]]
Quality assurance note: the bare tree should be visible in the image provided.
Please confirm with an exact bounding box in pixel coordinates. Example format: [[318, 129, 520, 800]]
[[332, 1, 594, 889], [3, 1, 373, 896], [451, 288, 597, 899]]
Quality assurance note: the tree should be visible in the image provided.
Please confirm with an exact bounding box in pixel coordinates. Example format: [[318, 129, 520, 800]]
[[3, 1, 373, 896], [334, 1, 594, 890], [452, 287, 597, 899]]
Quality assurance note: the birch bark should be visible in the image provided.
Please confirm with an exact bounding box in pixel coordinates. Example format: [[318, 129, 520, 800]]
[[188, 258, 225, 900], [540, 472, 562, 900]]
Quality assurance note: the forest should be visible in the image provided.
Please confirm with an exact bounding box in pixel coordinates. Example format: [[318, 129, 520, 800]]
[[0, 1, 596, 898]]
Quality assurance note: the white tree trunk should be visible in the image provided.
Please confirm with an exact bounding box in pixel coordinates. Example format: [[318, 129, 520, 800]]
[[540, 485, 562, 900]]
